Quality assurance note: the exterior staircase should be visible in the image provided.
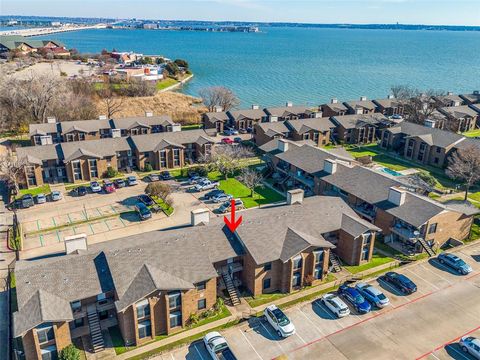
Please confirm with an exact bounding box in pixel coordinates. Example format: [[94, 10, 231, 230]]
[[417, 238, 436, 257], [86, 305, 105, 353], [329, 252, 342, 273], [222, 272, 241, 306]]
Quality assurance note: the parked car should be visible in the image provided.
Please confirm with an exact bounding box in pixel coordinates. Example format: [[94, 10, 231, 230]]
[[188, 175, 205, 185], [223, 128, 238, 136], [72, 186, 87, 197], [103, 180, 116, 193], [383, 272, 417, 294], [160, 171, 173, 180], [390, 114, 404, 121], [51, 191, 62, 201], [90, 181, 102, 193], [204, 189, 225, 200], [338, 284, 371, 314], [355, 283, 390, 308], [194, 180, 219, 192], [21, 194, 34, 208], [137, 194, 154, 207], [264, 304, 295, 338], [221, 138, 234, 145], [460, 336, 480, 359], [218, 199, 244, 213], [437, 253, 472, 275], [233, 137, 242, 143], [146, 173, 160, 182], [212, 193, 233, 203], [36, 193, 47, 204], [127, 176, 138, 186], [320, 293, 350, 318], [203, 332, 238, 360], [135, 202, 152, 220], [114, 178, 126, 188]]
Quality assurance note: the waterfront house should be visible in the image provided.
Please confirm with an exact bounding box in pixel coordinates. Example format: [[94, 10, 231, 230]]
[[285, 117, 336, 146], [318, 162, 479, 254], [111, 114, 180, 136], [372, 96, 405, 116], [330, 113, 392, 144], [459, 91, 480, 105], [263, 103, 322, 122], [0, 35, 67, 55], [438, 105, 479, 133], [320, 99, 348, 118], [433, 92, 465, 108], [12, 192, 380, 359], [344, 97, 377, 115], [227, 106, 266, 132], [253, 121, 290, 146]]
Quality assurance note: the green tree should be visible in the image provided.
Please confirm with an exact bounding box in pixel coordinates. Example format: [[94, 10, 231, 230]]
[[145, 182, 172, 203], [104, 166, 118, 178], [165, 62, 180, 76], [59, 345, 80, 360], [174, 59, 189, 69]]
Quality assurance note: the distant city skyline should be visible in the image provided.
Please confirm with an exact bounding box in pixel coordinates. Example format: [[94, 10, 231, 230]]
[[2, 0, 480, 26]]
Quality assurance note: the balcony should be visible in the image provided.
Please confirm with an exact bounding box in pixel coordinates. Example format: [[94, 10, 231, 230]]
[[354, 203, 376, 221], [390, 224, 422, 242], [72, 298, 116, 319], [217, 261, 243, 275]]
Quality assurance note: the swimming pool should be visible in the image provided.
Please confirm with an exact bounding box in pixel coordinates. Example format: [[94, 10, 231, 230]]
[[379, 167, 403, 177]]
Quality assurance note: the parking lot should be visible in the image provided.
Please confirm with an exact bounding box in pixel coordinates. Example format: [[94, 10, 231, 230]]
[[155, 243, 480, 360]]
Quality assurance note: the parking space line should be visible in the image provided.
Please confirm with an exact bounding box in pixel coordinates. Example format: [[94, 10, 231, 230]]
[[405, 268, 440, 290], [259, 321, 285, 353], [67, 213, 72, 224], [170, 353, 175, 360], [429, 352, 441, 360], [97, 208, 102, 216], [104, 220, 111, 231], [239, 329, 264, 360], [297, 306, 325, 335], [295, 332, 307, 344], [119, 216, 126, 226], [89, 223, 94, 234], [39, 234, 44, 247], [56, 231, 61, 242], [193, 343, 207, 360], [420, 263, 453, 284], [314, 301, 344, 328]]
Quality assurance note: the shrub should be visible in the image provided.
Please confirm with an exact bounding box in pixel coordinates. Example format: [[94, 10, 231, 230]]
[[417, 171, 437, 187], [143, 163, 153, 172], [59, 345, 80, 360], [188, 312, 200, 326], [213, 297, 224, 313], [104, 166, 118, 178]]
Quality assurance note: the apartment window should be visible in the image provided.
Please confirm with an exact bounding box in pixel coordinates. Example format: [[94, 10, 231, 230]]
[[434, 157, 439, 164], [292, 255, 302, 270], [204, 144, 212, 157], [88, 159, 98, 178], [314, 265, 323, 280], [97, 293, 106, 301], [159, 150, 167, 167], [40, 345, 58, 360], [436, 147, 441, 153], [303, 133, 310, 140], [198, 299, 206, 310], [168, 291, 181, 310], [169, 311, 182, 328], [66, 134, 74, 142], [263, 278, 271, 290], [36, 324, 55, 344], [136, 299, 150, 319], [428, 223, 438, 234], [138, 320, 152, 339], [73, 318, 84, 328], [173, 149, 180, 167], [313, 132, 319, 142], [71, 301, 81, 312], [72, 160, 82, 181], [196, 281, 206, 291], [264, 262, 272, 271], [26, 166, 37, 186], [131, 128, 139, 136], [78, 132, 85, 141], [292, 272, 301, 287], [314, 250, 324, 264]]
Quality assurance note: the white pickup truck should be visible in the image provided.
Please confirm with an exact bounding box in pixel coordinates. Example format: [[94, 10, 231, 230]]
[[203, 332, 238, 360], [194, 179, 219, 192]]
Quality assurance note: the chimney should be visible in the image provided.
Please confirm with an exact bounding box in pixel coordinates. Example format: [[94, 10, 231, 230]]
[[191, 208, 210, 226], [46, 116, 56, 124], [145, 111, 153, 117], [213, 105, 223, 113], [447, 91, 453, 96], [331, 98, 338, 104], [323, 159, 337, 174], [251, 104, 259, 110], [454, 101, 460, 107], [360, 96, 367, 101], [287, 189, 304, 205], [387, 94, 395, 99], [278, 138, 289, 152], [270, 115, 278, 122], [64, 234, 88, 254], [286, 101, 293, 107], [388, 187, 406, 206], [474, 90, 479, 95], [424, 119, 436, 128], [98, 115, 107, 120]]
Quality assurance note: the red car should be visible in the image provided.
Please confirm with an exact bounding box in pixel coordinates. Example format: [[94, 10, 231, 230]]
[[221, 137, 234, 144], [103, 180, 116, 193]]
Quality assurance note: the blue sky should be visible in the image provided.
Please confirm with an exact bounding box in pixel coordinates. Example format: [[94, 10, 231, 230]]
[[2, 0, 479, 26]]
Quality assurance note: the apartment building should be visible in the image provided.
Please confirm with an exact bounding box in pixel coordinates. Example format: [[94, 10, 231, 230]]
[[330, 113, 393, 145], [285, 117, 336, 146], [438, 105, 479, 133], [202, 109, 230, 133], [343, 96, 378, 115], [28, 114, 179, 146], [318, 163, 479, 253], [379, 122, 468, 168], [253, 121, 290, 146], [459, 91, 480, 105], [263, 103, 322, 122], [433, 92, 465, 108], [321, 99, 348, 118], [372, 96, 405, 116], [13, 193, 380, 360], [16, 129, 215, 188], [227, 106, 266, 131]]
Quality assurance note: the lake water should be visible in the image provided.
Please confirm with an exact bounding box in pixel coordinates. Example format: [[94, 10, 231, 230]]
[[40, 27, 480, 107]]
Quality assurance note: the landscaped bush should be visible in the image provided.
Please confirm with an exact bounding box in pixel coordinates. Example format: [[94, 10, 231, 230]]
[[143, 163, 153, 172], [417, 171, 437, 187], [59, 345, 81, 360], [104, 166, 119, 178]]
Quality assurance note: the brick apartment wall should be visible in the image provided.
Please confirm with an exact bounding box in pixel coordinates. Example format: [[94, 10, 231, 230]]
[[53, 321, 72, 351], [336, 230, 376, 266], [117, 306, 137, 346], [253, 126, 281, 146], [22, 330, 39, 360], [424, 211, 474, 247], [374, 209, 396, 236]]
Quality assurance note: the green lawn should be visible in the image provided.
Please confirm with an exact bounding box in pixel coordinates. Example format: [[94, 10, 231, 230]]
[[17, 184, 51, 199], [217, 177, 284, 208], [181, 124, 203, 131], [344, 253, 395, 274], [463, 129, 480, 138], [468, 192, 480, 202], [150, 196, 174, 216], [469, 220, 480, 242], [156, 78, 179, 90]]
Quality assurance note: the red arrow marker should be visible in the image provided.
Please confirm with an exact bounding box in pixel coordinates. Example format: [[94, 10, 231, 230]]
[[224, 199, 243, 233]]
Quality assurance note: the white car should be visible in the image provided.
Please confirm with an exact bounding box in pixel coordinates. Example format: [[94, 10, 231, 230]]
[[203, 332, 238, 360], [355, 282, 390, 308], [36, 193, 47, 204], [264, 304, 295, 338], [212, 193, 233, 203], [51, 191, 62, 201], [90, 181, 102, 193], [460, 336, 480, 359], [189, 175, 205, 185], [194, 180, 219, 192], [321, 293, 350, 318]]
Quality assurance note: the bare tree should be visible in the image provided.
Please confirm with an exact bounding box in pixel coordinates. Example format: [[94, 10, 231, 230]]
[[97, 86, 124, 118], [145, 182, 173, 205], [199, 86, 240, 112], [0, 154, 28, 195], [200, 145, 254, 179], [446, 145, 480, 201], [238, 167, 264, 197]]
